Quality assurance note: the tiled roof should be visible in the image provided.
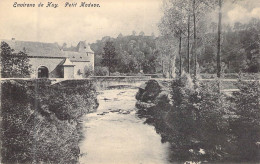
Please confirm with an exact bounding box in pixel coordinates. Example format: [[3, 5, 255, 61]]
[[63, 51, 91, 62], [76, 41, 94, 53], [1, 39, 93, 62], [63, 58, 74, 66], [2, 40, 62, 57]]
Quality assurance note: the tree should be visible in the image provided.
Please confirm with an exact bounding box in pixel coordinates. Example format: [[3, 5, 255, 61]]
[[83, 65, 94, 77], [139, 31, 145, 36], [101, 41, 117, 76], [156, 37, 177, 78], [159, 0, 189, 76], [1, 41, 32, 78], [217, 0, 222, 79], [159, 0, 216, 77]]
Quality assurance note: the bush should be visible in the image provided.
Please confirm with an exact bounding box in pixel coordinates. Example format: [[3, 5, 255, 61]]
[[110, 71, 121, 76], [1, 79, 98, 163], [228, 79, 260, 162], [94, 66, 109, 76], [83, 65, 94, 77], [136, 74, 260, 162], [1, 41, 32, 78], [168, 73, 227, 161], [136, 74, 231, 162]]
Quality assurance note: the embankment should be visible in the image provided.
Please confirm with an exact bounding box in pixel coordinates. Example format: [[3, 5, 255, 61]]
[[135, 75, 260, 163], [1, 79, 98, 163]]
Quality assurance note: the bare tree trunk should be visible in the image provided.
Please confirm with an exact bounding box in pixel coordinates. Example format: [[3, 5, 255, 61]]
[[217, 0, 222, 92], [108, 54, 111, 76], [217, 0, 222, 78], [169, 54, 171, 78], [162, 60, 164, 75], [187, 14, 190, 74], [172, 55, 176, 78], [179, 32, 182, 76], [193, 0, 197, 77]]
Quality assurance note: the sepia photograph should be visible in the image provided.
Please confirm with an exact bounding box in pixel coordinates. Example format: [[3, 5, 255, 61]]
[[0, 0, 260, 163]]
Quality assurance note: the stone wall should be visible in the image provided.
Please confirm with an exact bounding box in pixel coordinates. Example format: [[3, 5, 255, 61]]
[[29, 58, 94, 79], [29, 58, 64, 78], [73, 61, 92, 78], [64, 66, 74, 79]]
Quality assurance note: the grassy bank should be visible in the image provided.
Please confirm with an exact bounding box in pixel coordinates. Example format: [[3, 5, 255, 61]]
[[136, 75, 260, 163], [1, 79, 98, 163]]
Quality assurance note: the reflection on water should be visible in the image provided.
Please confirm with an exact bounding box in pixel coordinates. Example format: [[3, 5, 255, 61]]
[[79, 88, 172, 164]]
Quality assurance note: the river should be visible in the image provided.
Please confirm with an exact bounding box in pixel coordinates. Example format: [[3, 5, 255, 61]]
[[79, 88, 172, 164]]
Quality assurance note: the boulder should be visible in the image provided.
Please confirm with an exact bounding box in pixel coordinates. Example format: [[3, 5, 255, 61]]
[[136, 80, 162, 103]]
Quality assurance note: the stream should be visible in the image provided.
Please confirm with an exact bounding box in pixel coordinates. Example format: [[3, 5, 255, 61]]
[[79, 88, 172, 164]]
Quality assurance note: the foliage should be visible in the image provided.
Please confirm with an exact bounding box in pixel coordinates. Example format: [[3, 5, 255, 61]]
[[1, 41, 32, 78], [159, 0, 260, 75], [94, 66, 109, 76], [1, 80, 98, 163], [102, 41, 117, 75], [167, 74, 229, 161], [136, 76, 260, 162], [228, 79, 260, 162], [83, 65, 94, 77], [91, 35, 159, 74]]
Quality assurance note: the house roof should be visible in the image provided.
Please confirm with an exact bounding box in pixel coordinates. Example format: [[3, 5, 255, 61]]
[[1, 39, 93, 62], [63, 58, 74, 66], [63, 51, 91, 62], [2, 39, 62, 57], [76, 41, 94, 53]]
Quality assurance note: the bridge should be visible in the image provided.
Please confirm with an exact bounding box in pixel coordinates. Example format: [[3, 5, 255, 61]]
[[49, 76, 151, 90], [2, 76, 259, 93]]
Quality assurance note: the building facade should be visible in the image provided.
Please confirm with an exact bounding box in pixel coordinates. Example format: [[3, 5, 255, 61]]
[[2, 39, 94, 79]]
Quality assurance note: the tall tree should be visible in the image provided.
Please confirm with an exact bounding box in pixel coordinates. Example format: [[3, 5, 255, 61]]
[[192, 0, 197, 76], [102, 41, 117, 76], [1, 41, 32, 78], [159, 0, 189, 77], [187, 11, 191, 74], [217, 0, 222, 79], [191, 0, 219, 77]]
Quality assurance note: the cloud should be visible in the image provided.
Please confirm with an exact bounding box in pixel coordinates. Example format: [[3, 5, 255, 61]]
[[227, 4, 260, 24]]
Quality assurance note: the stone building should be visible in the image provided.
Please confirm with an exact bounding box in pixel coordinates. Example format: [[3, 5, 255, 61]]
[[2, 39, 94, 78]]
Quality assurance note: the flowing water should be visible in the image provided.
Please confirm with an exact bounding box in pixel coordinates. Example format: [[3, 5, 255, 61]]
[[79, 88, 172, 164]]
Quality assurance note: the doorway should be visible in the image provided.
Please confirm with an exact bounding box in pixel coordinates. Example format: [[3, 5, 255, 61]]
[[38, 66, 49, 78]]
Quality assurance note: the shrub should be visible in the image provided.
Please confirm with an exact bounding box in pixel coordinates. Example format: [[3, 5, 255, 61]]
[[83, 65, 94, 77], [111, 71, 121, 76], [228, 79, 260, 162], [136, 74, 260, 162], [1, 41, 32, 78], [1, 79, 98, 163], [94, 66, 109, 76], [136, 74, 231, 162]]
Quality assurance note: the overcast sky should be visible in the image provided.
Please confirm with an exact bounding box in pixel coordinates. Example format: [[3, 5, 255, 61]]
[[0, 0, 259, 46]]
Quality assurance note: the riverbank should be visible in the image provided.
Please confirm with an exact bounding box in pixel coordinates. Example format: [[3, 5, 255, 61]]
[[1, 79, 98, 163], [135, 75, 260, 163]]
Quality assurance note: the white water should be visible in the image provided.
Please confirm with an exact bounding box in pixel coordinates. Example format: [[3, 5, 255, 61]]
[[79, 88, 171, 164]]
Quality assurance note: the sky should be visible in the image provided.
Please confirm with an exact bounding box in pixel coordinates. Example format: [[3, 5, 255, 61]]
[[0, 0, 259, 46]]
